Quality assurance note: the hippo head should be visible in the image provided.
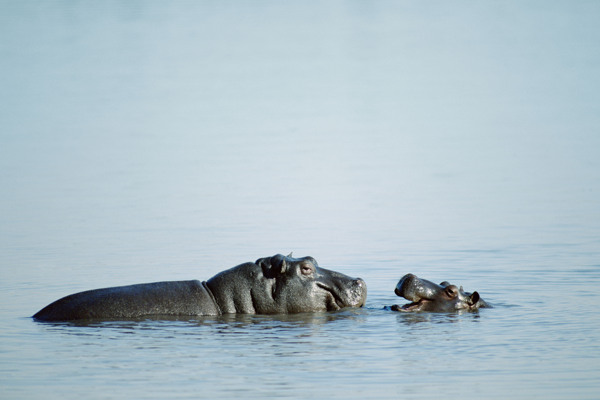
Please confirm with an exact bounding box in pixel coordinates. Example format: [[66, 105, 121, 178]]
[[392, 273, 489, 312], [254, 254, 367, 313]]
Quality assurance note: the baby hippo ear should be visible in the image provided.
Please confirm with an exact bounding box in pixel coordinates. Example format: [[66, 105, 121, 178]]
[[256, 254, 288, 278], [468, 291, 480, 306]]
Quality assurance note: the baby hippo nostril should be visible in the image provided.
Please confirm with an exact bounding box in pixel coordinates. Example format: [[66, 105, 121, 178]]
[[400, 274, 417, 283]]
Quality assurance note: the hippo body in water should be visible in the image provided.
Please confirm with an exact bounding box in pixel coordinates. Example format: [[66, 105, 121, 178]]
[[33, 254, 367, 322], [391, 273, 490, 312]]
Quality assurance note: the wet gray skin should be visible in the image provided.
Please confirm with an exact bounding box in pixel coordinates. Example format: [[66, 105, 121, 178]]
[[391, 273, 490, 312], [33, 254, 367, 322]]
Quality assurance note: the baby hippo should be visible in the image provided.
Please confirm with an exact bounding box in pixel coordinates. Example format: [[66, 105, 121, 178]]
[[391, 273, 490, 312]]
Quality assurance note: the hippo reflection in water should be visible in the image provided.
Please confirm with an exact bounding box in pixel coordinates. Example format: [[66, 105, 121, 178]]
[[33, 254, 367, 322], [391, 273, 490, 312]]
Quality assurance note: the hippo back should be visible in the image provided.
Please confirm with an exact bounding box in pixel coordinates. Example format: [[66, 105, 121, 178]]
[[33, 280, 219, 321]]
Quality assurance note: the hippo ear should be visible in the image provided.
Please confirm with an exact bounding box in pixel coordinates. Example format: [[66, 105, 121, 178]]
[[256, 255, 287, 278], [468, 291, 480, 306]]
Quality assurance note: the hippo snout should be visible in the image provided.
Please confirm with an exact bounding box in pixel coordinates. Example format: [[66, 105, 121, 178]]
[[352, 278, 367, 307], [355, 278, 366, 288], [395, 274, 420, 300]]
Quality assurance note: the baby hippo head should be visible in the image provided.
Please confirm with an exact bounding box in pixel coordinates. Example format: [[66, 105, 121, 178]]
[[391, 273, 489, 312]]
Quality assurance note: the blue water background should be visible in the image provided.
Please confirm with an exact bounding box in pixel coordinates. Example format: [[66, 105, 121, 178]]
[[1, 1, 599, 399]]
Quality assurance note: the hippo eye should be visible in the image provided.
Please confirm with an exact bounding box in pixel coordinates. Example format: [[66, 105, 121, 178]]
[[300, 263, 314, 276]]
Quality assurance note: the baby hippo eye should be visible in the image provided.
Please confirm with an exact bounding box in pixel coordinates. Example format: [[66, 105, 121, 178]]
[[300, 263, 314, 276], [445, 286, 458, 298]]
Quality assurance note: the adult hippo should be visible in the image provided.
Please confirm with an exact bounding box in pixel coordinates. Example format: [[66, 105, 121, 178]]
[[33, 254, 367, 322], [390, 273, 490, 312]]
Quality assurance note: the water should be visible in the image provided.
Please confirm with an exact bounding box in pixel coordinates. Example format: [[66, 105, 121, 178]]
[[1, 1, 599, 398]]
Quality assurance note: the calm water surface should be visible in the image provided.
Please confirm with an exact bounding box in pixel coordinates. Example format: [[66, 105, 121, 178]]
[[1, 1, 599, 399]]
